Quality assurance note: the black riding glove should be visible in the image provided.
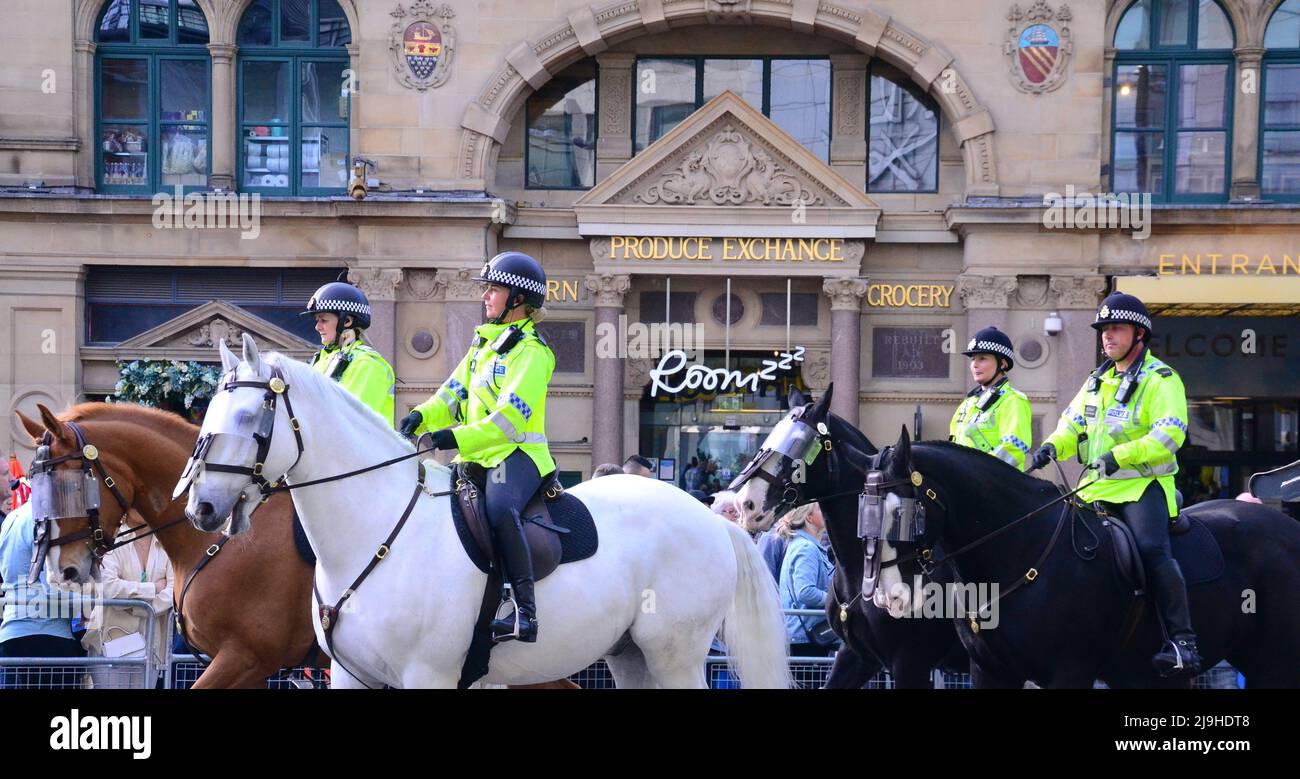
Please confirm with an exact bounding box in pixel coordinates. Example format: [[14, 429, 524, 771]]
[[398, 410, 423, 439], [1028, 443, 1056, 472], [1094, 452, 1120, 477], [429, 428, 458, 451]]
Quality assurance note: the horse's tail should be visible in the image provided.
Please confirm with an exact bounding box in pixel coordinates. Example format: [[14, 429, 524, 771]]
[[721, 521, 791, 689]]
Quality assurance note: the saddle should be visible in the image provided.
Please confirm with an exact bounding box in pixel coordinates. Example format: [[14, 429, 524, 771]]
[[1100, 507, 1224, 592], [449, 462, 598, 580]]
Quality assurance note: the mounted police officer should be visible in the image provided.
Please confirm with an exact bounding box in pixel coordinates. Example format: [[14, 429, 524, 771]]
[[950, 326, 1033, 470], [303, 281, 396, 423], [1029, 292, 1202, 677], [397, 252, 555, 643]]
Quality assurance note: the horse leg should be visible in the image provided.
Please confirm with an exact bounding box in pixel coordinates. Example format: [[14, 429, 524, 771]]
[[890, 658, 937, 689], [825, 643, 880, 689], [605, 645, 651, 689], [189, 649, 270, 689], [969, 661, 1023, 689], [643, 653, 708, 689]]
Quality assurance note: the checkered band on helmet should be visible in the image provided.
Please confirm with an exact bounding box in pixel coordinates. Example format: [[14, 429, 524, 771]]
[[962, 326, 1016, 369], [473, 251, 548, 308], [480, 268, 546, 297], [1092, 292, 1153, 336], [302, 281, 372, 329]]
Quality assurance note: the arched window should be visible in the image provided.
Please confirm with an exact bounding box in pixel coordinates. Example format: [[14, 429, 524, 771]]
[[1262, 0, 1300, 199], [1111, 0, 1235, 202], [237, 0, 352, 194], [96, 0, 211, 193], [526, 61, 597, 189], [868, 66, 940, 193]]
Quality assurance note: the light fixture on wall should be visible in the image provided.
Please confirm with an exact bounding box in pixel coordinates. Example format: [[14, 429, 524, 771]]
[[1044, 311, 1063, 337]]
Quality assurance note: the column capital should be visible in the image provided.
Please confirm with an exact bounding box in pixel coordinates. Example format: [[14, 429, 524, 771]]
[[1233, 46, 1266, 65], [584, 273, 631, 307], [957, 274, 1019, 309], [822, 277, 869, 311], [1048, 274, 1108, 310], [74, 40, 96, 55], [594, 52, 636, 69], [207, 43, 237, 63], [440, 267, 487, 302], [348, 267, 404, 302]]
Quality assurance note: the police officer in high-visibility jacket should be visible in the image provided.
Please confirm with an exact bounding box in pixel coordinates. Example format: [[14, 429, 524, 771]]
[[949, 327, 1033, 471], [397, 252, 555, 644], [1028, 292, 1201, 677], [303, 282, 396, 423]]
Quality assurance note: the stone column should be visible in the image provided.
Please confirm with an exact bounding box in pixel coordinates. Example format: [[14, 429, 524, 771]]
[[208, 43, 236, 191], [829, 54, 868, 185], [956, 274, 1019, 335], [1047, 275, 1108, 480], [585, 273, 631, 469], [348, 267, 404, 364], [441, 268, 486, 375], [74, 40, 96, 189], [822, 277, 869, 428], [595, 53, 635, 183], [1230, 47, 1265, 201]]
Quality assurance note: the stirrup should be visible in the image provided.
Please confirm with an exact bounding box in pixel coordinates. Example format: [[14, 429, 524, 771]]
[[1153, 637, 1201, 678], [490, 585, 536, 643]]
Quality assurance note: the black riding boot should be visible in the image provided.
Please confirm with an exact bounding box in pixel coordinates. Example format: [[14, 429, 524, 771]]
[[490, 512, 538, 643], [1148, 559, 1203, 678]]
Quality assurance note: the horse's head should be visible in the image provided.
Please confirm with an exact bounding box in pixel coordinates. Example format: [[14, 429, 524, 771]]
[[177, 333, 298, 535], [15, 405, 135, 585], [861, 427, 949, 618], [730, 384, 870, 534]]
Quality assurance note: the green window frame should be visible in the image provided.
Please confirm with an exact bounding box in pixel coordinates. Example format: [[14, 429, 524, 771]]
[[1110, 0, 1236, 203], [237, 0, 352, 196], [867, 64, 941, 193], [95, 0, 212, 195], [630, 56, 832, 160], [524, 62, 599, 190], [1261, 0, 1300, 202]]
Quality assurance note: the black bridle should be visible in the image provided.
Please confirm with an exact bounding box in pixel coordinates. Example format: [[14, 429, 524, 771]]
[[728, 405, 863, 520], [30, 421, 132, 569]]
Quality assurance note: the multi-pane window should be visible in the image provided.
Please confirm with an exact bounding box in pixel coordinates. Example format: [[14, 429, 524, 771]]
[[868, 68, 940, 192], [237, 0, 352, 195], [1263, 0, 1300, 199], [1111, 0, 1235, 202], [526, 62, 597, 189], [633, 57, 831, 160], [95, 0, 211, 193]]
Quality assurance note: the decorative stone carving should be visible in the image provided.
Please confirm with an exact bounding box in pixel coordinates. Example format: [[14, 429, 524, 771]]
[[834, 72, 865, 138], [1015, 275, 1050, 307], [1049, 275, 1107, 310], [444, 268, 484, 302], [801, 348, 831, 387], [348, 268, 404, 301], [584, 273, 631, 307], [406, 269, 444, 300], [957, 274, 1019, 309], [1005, 1, 1073, 94], [822, 277, 869, 311], [183, 318, 246, 348], [390, 1, 457, 91], [600, 67, 632, 139], [706, 0, 752, 24], [625, 357, 654, 390], [634, 125, 822, 207]]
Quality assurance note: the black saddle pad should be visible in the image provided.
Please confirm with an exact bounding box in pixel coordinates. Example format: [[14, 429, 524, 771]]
[[291, 508, 317, 567], [1109, 514, 1224, 588], [449, 489, 598, 575]]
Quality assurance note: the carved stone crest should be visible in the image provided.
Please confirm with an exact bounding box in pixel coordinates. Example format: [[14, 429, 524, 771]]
[[406, 270, 443, 300], [1005, 2, 1073, 94], [706, 0, 753, 25], [635, 125, 821, 207], [184, 318, 246, 348], [390, 0, 456, 91]]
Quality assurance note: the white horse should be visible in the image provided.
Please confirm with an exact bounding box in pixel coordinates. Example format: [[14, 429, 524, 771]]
[[176, 334, 788, 689]]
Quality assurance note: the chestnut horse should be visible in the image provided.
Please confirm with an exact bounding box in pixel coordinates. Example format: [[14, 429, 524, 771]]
[[17, 403, 576, 689]]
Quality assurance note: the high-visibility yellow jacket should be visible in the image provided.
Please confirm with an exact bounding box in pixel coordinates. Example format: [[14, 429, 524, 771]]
[[310, 338, 395, 424], [949, 377, 1033, 471], [1045, 349, 1188, 516], [413, 318, 555, 475]]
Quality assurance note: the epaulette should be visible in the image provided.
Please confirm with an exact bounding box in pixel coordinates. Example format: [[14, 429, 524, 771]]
[[1155, 367, 1173, 378]]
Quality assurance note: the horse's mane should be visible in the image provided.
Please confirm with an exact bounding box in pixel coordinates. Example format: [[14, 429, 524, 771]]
[[265, 352, 412, 451], [63, 401, 198, 436], [912, 439, 1060, 503], [827, 411, 875, 454]]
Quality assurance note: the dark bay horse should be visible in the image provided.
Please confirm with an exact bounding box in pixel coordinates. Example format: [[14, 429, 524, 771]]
[[867, 428, 1300, 688], [18, 403, 577, 690], [731, 386, 966, 688]]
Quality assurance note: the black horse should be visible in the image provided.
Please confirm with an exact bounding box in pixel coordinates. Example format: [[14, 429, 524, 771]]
[[864, 427, 1300, 688], [731, 385, 967, 689]]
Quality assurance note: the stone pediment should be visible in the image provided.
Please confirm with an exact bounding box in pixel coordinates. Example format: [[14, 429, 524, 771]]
[[113, 301, 315, 355], [575, 91, 880, 238]]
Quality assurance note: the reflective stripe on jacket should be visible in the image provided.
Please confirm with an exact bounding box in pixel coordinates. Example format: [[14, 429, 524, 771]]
[[949, 378, 1033, 471]]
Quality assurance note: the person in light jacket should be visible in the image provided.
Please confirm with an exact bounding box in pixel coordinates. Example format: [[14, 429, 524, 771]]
[[778, 503, 835, 660]]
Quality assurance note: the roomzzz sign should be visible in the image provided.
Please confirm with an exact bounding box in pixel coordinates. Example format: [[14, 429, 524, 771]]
[[649, 347, 805, 396]]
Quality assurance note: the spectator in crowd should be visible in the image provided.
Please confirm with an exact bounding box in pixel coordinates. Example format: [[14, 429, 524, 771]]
[[756, 507, 805, 584], [590, 463, 624, 479], [688, 489, 714, 506], [1, 478, 11, 522], [683, 457, 703, 491], [710, 490, 741, 525], [82, 511, 174, 689], [623, 455, 655, 478], [778, 502, 837, 668], [0, 502, 86, 688], [702, 461, 722, 493]]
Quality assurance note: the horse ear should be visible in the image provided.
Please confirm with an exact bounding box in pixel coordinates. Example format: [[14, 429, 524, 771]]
[[36, 403, 71, 444], [219, 338, 240, 374], [810, 382, 834, 418], [895, 425, 912, 472], [240, 332, 263, 374], [788, 388, 807, 409], [15, 409, 45, 443]]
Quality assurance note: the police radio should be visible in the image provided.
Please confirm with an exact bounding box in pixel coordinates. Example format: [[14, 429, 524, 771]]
[[490, 325, 526, 355], [1086, 360, 1113, 394]]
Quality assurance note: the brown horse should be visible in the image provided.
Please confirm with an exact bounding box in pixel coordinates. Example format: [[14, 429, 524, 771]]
[[17, 402, 577, 689]]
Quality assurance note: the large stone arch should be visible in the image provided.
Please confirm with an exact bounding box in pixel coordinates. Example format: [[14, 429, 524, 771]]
[[457, 0, 1000, 196]]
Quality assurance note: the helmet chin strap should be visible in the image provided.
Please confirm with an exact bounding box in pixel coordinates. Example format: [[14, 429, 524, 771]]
[[490, 291, 525, 325]]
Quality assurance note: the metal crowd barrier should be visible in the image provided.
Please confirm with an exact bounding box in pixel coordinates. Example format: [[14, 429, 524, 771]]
[[0, 598, 157, 689]]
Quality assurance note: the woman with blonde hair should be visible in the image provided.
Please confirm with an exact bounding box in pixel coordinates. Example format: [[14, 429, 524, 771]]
[[777, 503, 836, 667]]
